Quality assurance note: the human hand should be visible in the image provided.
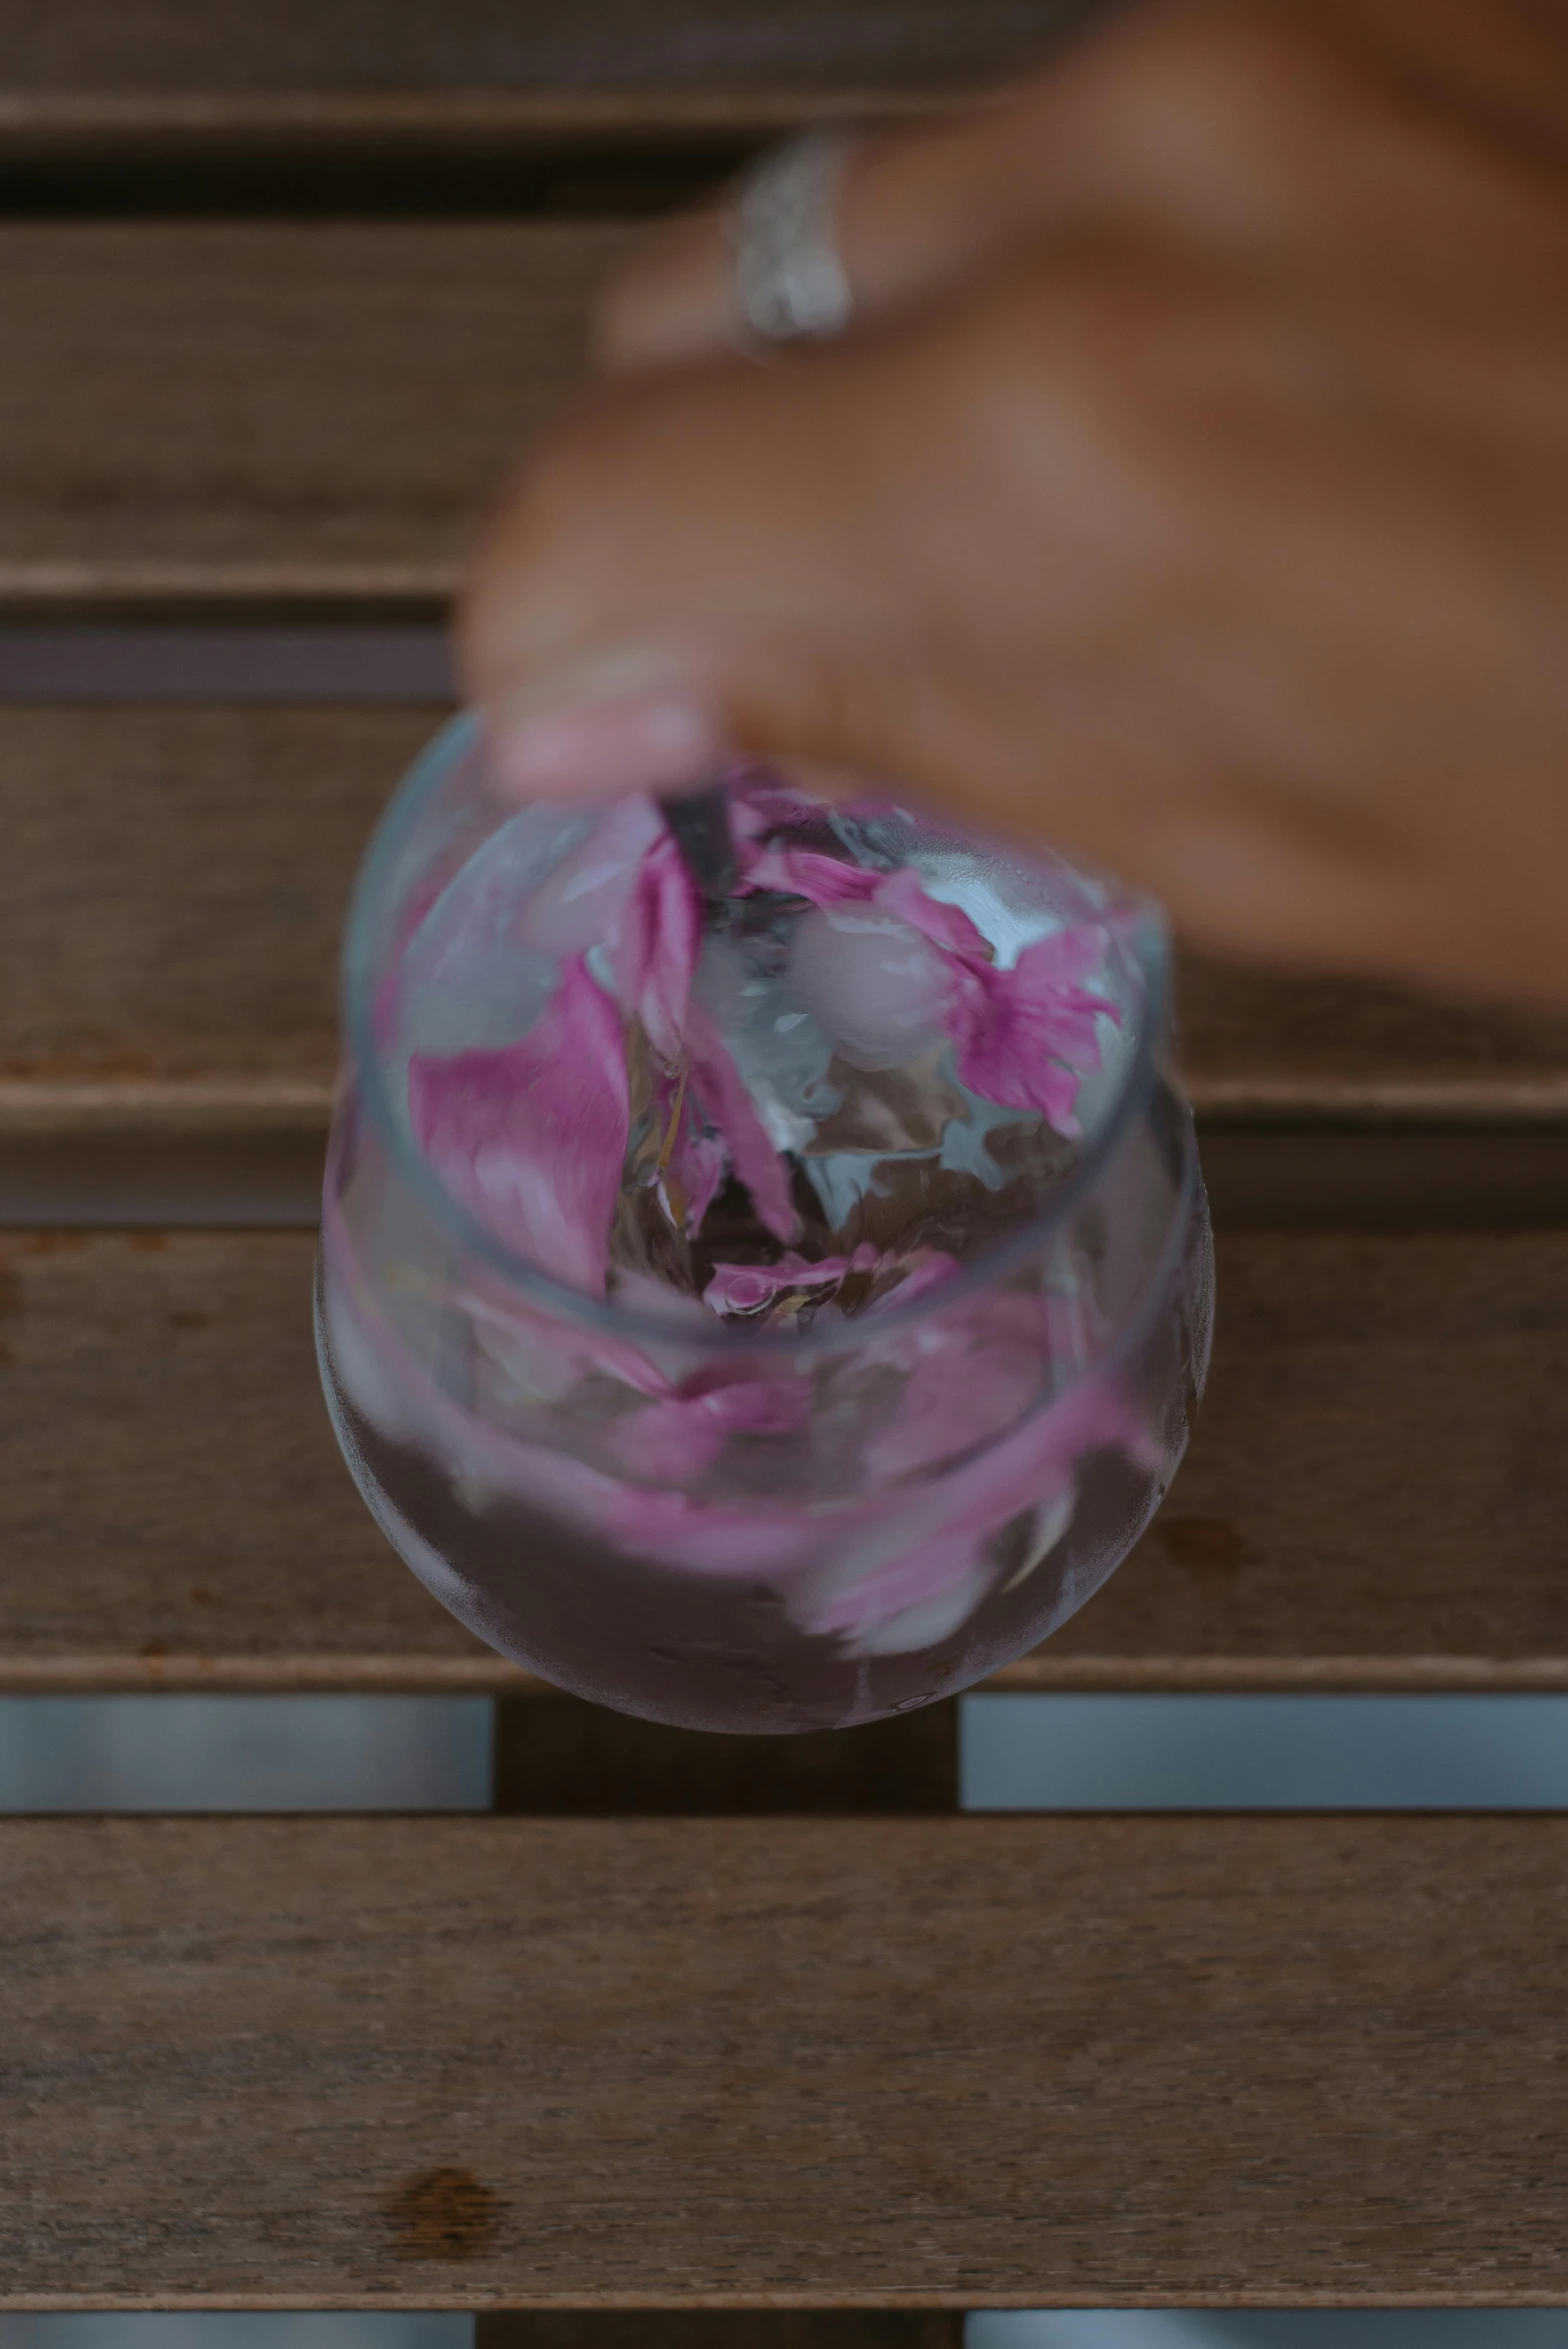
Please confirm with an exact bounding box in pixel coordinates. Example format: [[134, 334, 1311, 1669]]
[[460, 0, 1568, 1002]]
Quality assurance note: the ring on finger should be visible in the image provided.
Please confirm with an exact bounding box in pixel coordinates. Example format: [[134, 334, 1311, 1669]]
[[728, 129, 858, 346]]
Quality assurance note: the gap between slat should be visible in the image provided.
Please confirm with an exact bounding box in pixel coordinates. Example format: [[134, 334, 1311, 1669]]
[[8, 1126, 1568, 1230], [1, 1695, 1568, 1814]]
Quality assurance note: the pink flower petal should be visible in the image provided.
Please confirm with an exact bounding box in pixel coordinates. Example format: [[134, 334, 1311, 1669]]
[[704, 1251, 857, 1318], [515, 796, 702, 1064], [741, 843, 884, 907], [666, 1124, 728, 1236], [733, 847, 1110, 1131], [870, 867, 992, 960], [685, 1000, 801, 1245], [646, 1064, 729, 1236], [726, 769, 827, 841], [704, 1242, 957, 1325], [609, 827, 700, 1063], [459, 1279, 672, 1403], [605, 1486, 827, 1577], [408, 955, 629, 1295], [614, 1376, 810, 1479], [863, 1250, 963, 1314], [803, 1523, 985, 1646], [946, 924, 1114, 1135], [864, 1304, 1059, 1486], [513, 794, 666, 962], [797, 1364, 1150, 1646], [931, 1364, 1153, 1543]]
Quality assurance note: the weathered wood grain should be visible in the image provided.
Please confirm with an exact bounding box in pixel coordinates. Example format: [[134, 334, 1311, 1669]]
[[0, 1227, 496, 1689], [1033, 1228, 1568, 1688], [5, 705, 1568, 1142], [0, 705, 433, 1094], [0, 0, 1083, 110], [3, 1812, 1568, 2305], [2, 1226, 1566, 1693], [0, 223, 629, 608], [1179, 954, 1568, 1123]]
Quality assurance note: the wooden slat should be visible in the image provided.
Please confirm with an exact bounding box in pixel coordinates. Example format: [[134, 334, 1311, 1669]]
[[0, 705, 432, 1103], [0, 1228, 493, 1691], [0, 222, 628, 612], [5, 239, 1563, 1130], [3, 1225, 1566, 1694], [5, 705, 1568, 1152], [0, 0, 1085, 129], [1179, 954, 1568, 1124], [1029, 1228, 1568, 1690], [4, 1812, 1568, 2305]]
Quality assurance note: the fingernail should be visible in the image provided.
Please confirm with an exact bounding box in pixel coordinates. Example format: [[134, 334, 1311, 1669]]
[[493, 689, 726, 802]]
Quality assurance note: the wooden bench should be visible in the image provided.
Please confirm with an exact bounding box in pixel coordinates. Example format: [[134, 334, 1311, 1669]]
[[3, 0, 1567, 2324]]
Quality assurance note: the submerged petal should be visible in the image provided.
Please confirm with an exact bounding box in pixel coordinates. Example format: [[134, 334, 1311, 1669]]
[[610, 828, 701, 1063], [871, 867, 993, 961], [740, 842, 884, 906], [685, 1000, 801, 1245], [409, 955, 629, 1294], [614, 1375, 811, 1479], [947, 924, 1114, 1134], [704, 1250, 865, 1319], [665, 1121, 728, 1237], [513, 794, 666, 962]]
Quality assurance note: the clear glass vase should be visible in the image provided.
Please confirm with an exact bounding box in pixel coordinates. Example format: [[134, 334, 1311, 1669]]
[[317, 718, 1214, 1732]]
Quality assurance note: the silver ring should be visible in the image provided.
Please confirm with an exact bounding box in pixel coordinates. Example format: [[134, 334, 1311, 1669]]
[[729, 129, 856, 346]]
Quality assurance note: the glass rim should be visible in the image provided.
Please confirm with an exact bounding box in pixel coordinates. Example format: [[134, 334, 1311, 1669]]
[[342, 711, 1179, 1360]]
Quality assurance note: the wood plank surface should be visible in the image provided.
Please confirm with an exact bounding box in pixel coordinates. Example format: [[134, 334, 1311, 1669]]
[[5, 704, 1568, 1146], [0, 0, 1083, 115], [2, 1225, 1565, 1693], [1034, 1228, 1568, 1689], [0, 1228, 492, 1691], [0, 705, 434, 1098], [1179, 955, 1568, 1124], [4, 1812, 1568, 2305], [0, 222, 629, 610]]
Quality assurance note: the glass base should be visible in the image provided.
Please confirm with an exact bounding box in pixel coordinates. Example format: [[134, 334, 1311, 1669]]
[[317, 1225, 1206, 1734]]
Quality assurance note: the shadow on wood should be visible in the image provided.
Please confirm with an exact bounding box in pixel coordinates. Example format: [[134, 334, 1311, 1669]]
[[492, 1692, 959, 1814]]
